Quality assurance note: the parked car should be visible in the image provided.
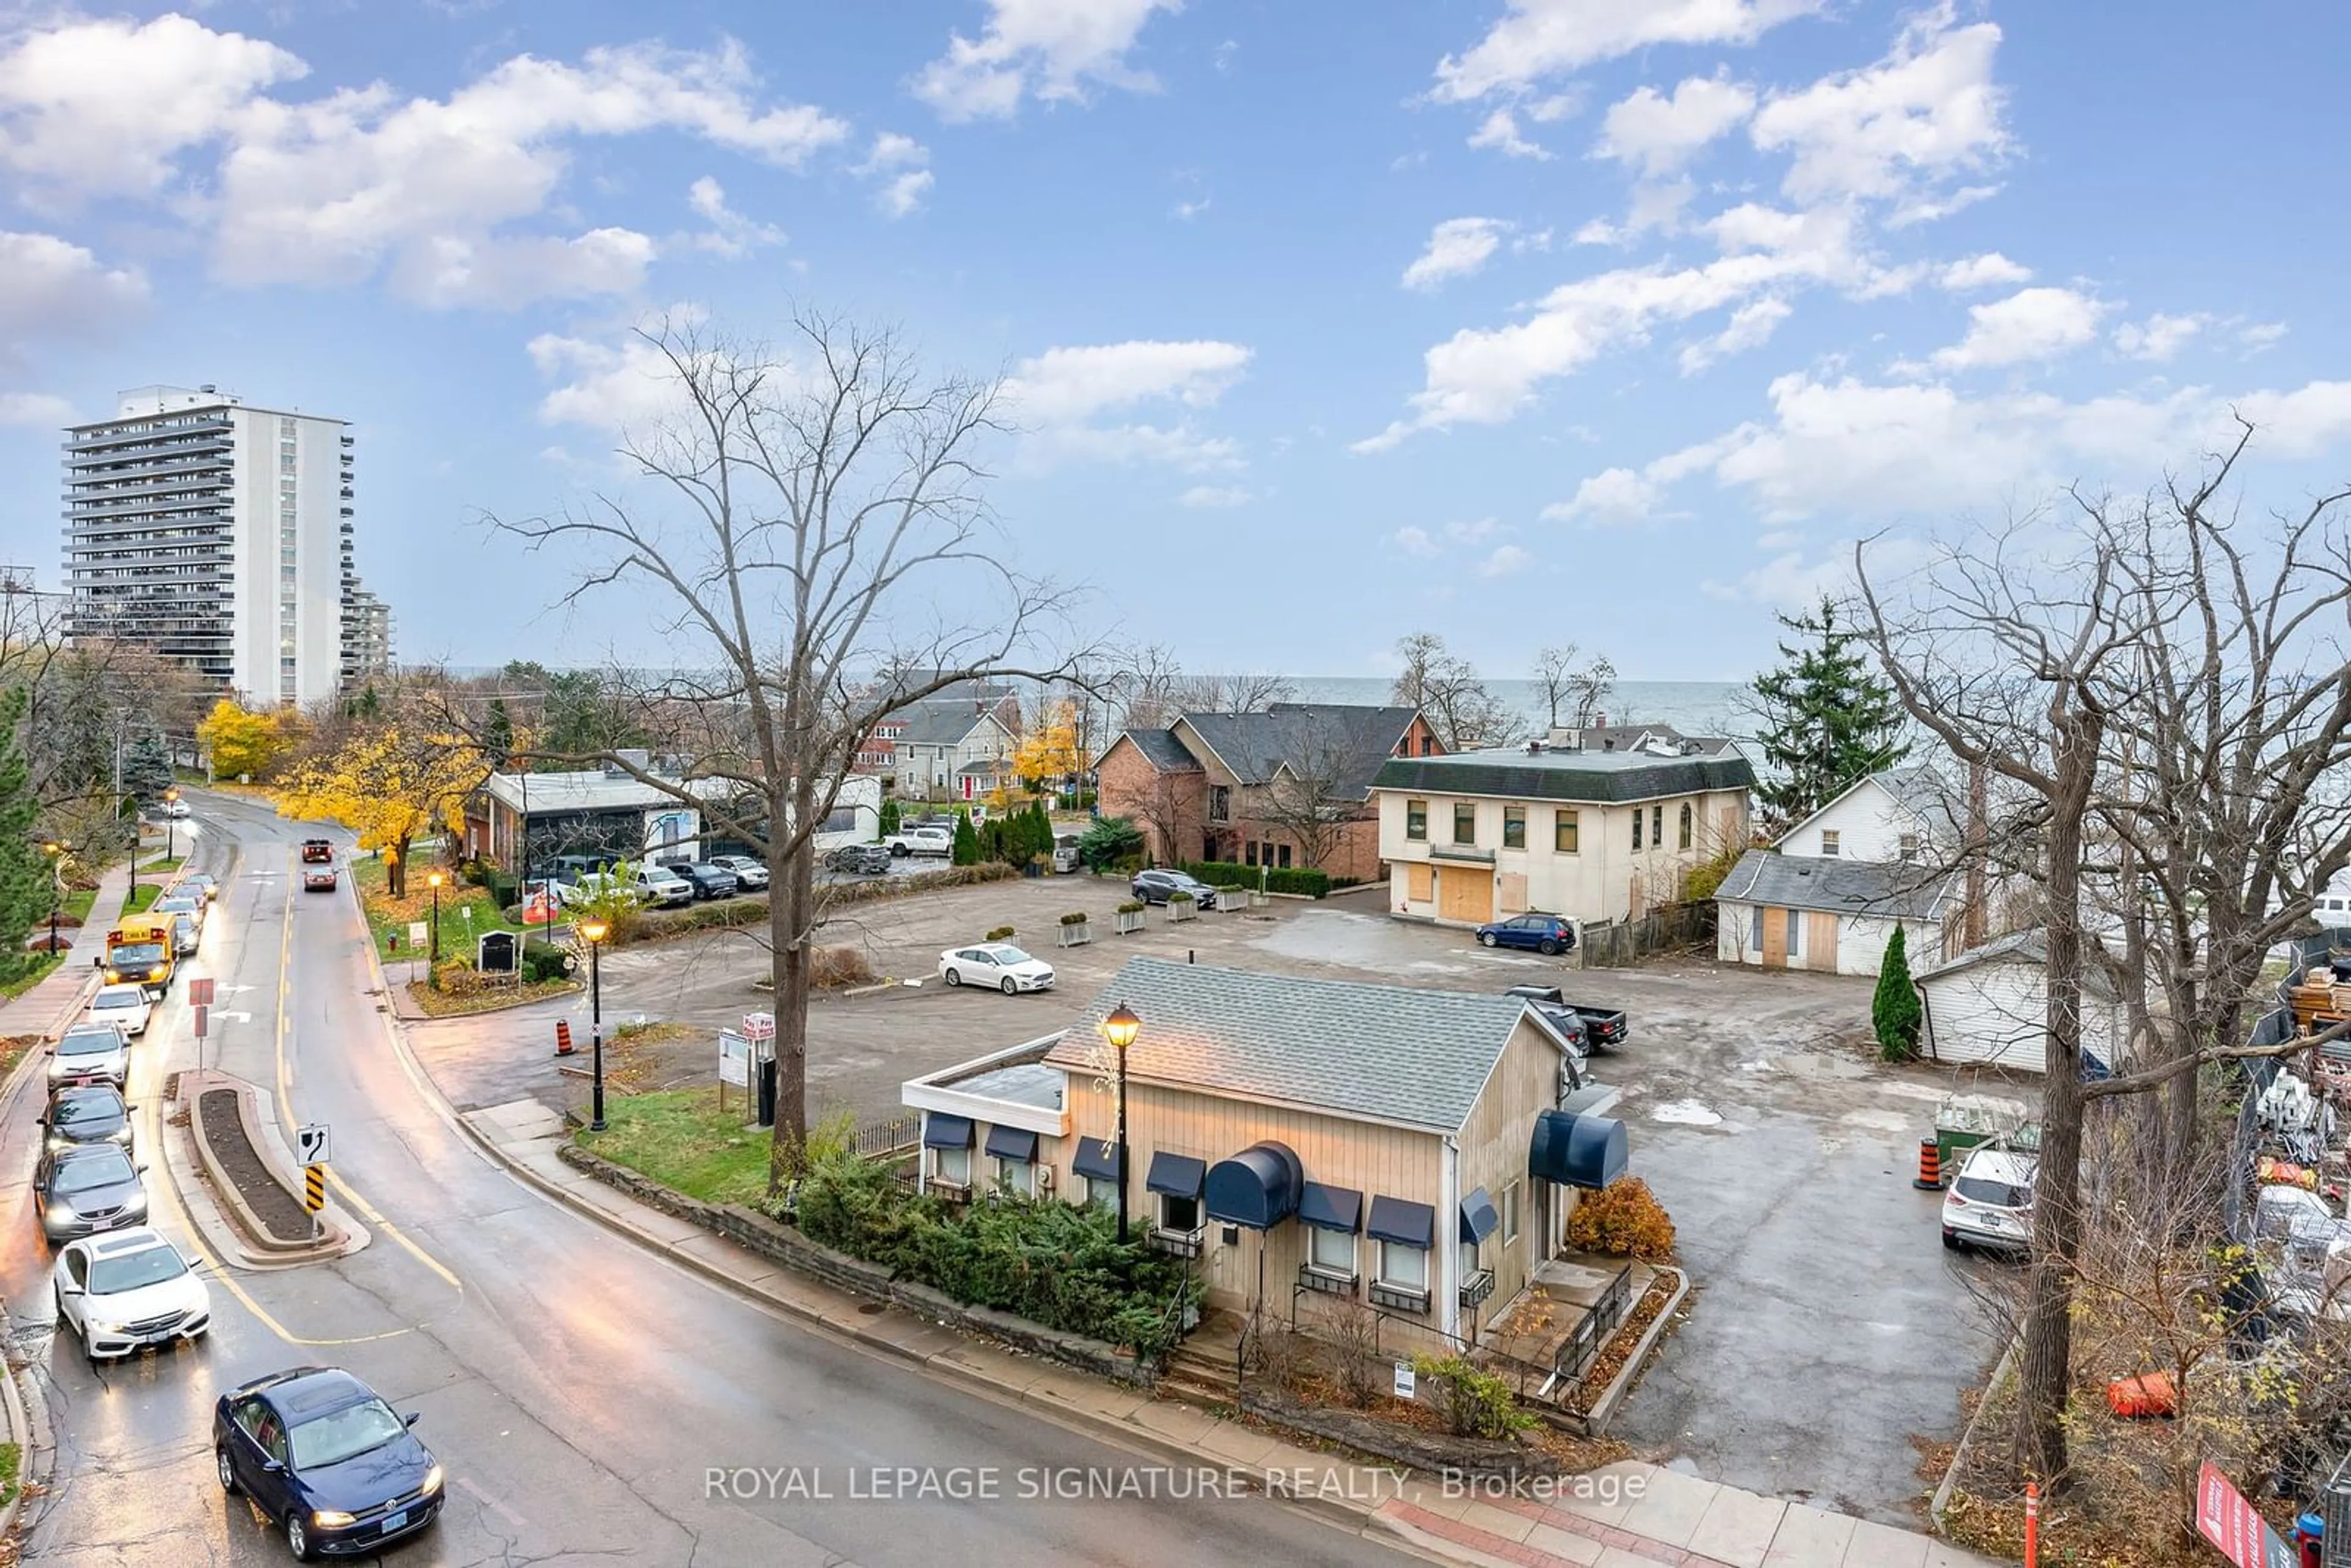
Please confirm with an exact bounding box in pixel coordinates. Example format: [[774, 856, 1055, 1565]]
[[155, 891, 205, 936], [182, 871, 220, 904], [709, 855, 770, 890], [825, 843, 894, 875], [1475, 912, 1578, 956], [35, 1143, 148, 1244], [53, 1225, 209, 1362], [1941, 1144, 2036, 1253], [630, 864, 694, 909], [48, 1023, 129, 1091], [40, 1084, 133, 1155], [300, 839, 332, 865], [887, 825, 954, 858], [169, 912, 200, 958], [1131, 869, 1219, 910], [675, 863, 740, 901], [89, 984, 152, 1040], [937, 942, 1056, 995], [1501, 984, 1630, 1051], [214, 1365, 445, 1560]]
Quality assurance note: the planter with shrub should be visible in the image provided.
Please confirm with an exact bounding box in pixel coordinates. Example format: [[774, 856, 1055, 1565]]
[[1057, 911, 1091, 948], [1114, 901, 1146, 935], [986, 925, 1016, 942], [1167, 891, 1196, 923]]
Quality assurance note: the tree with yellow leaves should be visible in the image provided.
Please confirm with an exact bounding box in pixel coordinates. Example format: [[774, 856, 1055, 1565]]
[[197, 697, 293, 782], [1011, 699, 1082, 793], [270, 724, 484, 896]]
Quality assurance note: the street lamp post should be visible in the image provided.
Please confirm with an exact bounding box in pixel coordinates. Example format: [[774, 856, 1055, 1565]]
[[162, 787, 179, 863], [427, 871, 444, 962], [580, 918, 610, 1131], [1102, 1003, 1141, 1244], [41, 841, 65, 956]]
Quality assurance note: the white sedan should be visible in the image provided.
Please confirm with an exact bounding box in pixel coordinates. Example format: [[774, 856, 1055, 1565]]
[[937, 943, 1056, 995], [52, 1226, 211, 1362], [88, 983, 151, 1039]]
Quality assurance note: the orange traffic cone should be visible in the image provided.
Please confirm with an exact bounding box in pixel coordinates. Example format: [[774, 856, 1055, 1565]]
[[1913, 1138, 1943, 1190], [555, 1019, 575, 1057]]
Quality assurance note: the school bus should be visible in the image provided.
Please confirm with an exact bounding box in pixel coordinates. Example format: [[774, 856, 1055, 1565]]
[[100, 914, 175, 997]]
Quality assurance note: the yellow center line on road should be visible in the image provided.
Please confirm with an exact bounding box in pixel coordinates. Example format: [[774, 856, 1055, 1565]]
[[271, 847, 463, 1294]]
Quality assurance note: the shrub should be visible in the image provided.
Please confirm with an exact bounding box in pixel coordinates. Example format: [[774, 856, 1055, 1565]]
[[1167, 891, 1194, 905], [985, 925, 1015, 941], [1116, 900, 1145, 915], [1410, 1353, 1540, 1438], [1059, 911, 1087, 926], [520, 939, 576, 983], [1872, 926, 1923, 1062], [1565, 1177, 1676, 1261], [638, 896, 766, 938], [809, 944, 877, 989], [878, 798, 901, 835], [1078, 816, 1144, 871], [1179, 860, 1332, 898], [481, 868, 519, 909]]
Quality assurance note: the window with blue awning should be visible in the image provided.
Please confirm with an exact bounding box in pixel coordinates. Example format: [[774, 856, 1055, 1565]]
[[923, 1113, 974, 1150], [1297, 1182, 1362, 1232], [1366, 1195, 1435, 1248], [984, 1125, 1039, 1162], [1072, 1140, 1121, 1183], [1146, 1152, 1206, 1198]]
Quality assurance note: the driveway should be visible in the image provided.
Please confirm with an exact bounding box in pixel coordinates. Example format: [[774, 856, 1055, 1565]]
[[402, 871, 2031, 1528]]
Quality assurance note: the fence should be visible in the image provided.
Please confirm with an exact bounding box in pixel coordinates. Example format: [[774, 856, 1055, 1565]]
[[1578, 902, 1714, 968], [1555, 1262, 1635, 1382], [853, 1114, 920, 1160]]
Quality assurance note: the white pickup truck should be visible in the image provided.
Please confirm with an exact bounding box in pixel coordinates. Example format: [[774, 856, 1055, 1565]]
[[885, 825, 954, 858]]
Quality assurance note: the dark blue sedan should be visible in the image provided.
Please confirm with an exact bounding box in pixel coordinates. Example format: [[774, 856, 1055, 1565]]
[[1474, 912, 1578, 955], [214, 1366, 443, 1559]]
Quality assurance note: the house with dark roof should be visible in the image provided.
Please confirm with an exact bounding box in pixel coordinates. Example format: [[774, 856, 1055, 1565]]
[[899, 956, 1629, 1349], [1371, 737, 1755, 931], [1910, 928, 2128, 1075], [1713, 846, 1961, 976], [1097, 703, 1439, 879], [866, 693, 1022, 800]]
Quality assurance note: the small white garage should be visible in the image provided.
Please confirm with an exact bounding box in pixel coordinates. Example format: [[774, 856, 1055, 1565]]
[[1913, 928, 2128, 1075]]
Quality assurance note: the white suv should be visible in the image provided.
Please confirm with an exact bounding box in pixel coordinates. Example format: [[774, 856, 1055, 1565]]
[[631, 863, 694, 909], [1941, 1144, 2035, 1253]]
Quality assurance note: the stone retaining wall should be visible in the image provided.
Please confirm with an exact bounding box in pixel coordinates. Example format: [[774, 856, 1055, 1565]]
[[558, 1142, 1152, 1386], [1239, 1388, 1561, 1482]]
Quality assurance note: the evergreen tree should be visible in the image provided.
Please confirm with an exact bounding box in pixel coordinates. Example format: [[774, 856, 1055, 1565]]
[[122, 729, 174, 803], [1748, 596, 1908, 834], [1077, 815, 1143, 871], [483, 698, 515, 768], [878, 798, 901, 835], [950, 813, 980, 866], [1872, 926, 1923, 1062], [0, 689, 51, 985]]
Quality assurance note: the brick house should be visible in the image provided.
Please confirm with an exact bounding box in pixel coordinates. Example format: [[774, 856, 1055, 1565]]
[[1098, 703, 1438, 881]]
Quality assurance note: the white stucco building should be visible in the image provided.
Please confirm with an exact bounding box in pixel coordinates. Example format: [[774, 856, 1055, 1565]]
[[65, 384, 369, 709]]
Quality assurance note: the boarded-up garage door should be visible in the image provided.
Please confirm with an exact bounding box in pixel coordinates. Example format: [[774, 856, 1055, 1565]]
[[1438, 866, 1493, 925], [1805, 912, 1839, 973], [1761, 907, 1787, 967]]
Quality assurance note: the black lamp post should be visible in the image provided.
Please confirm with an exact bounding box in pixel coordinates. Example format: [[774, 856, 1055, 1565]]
[[1103, 1003, 1141, 1244], [41, 840, 64, 955], [162, 787, 179, 862], [582, 918, 609, 1131], [427, 871, 444, 962]]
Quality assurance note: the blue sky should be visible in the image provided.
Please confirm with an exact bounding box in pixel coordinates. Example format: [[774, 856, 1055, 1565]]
[[2, 0, 2347, 682]]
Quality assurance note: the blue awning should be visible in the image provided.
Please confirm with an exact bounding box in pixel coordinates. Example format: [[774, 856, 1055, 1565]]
[[1366, 1195, 1435, 1248], [1146, 1151, 1206, 1198], [1205, 1141, 1303, 1230], [923, 1113, 973, 1150], [1460, 1187, 1500, 1244], [984, 1125, 1038, 1162], [1528, 1108, 1629, 1190], [1297, 1182, 1362, 1232], [1072, 1139, 1122, 1183]]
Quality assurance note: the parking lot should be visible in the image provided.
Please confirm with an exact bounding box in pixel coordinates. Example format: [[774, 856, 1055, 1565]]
[[405, 868, 2027, 1528]]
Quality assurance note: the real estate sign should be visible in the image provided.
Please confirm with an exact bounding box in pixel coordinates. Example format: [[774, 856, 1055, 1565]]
[[2194, 1463, 2294, 1568], [718, 1030, 750, 1089]]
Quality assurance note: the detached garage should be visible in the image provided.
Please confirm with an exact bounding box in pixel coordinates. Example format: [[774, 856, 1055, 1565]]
[[1913, 928, 2128, 1075]]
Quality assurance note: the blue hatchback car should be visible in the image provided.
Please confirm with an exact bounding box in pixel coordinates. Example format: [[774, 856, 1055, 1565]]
[[214, 1366, 443, 1559], [1474, 912, 1578, 955]]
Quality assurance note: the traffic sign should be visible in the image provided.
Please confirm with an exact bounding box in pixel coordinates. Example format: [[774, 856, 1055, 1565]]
[[296, 1123, 331, 1165], [192, 1004, 208, 1039], [303, 1165, 326, 1214], [188, 977, 215, 1007], [743, 1011, 775, 1042]]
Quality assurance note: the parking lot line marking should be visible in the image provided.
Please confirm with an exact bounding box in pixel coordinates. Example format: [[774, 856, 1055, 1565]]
[[273, 848, 463, 1294]]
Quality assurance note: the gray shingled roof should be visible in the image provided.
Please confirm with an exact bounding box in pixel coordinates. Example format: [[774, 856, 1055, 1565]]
[[1715, 849, 1954, 920], [1119, 727, 1204, 773], [1913, 926, 2122, 997], [1176, 703, 1421, 799], [1373, 746, 1754, 805], [1040, 955, 1548, 1133], [894, 697, 1005, 748]]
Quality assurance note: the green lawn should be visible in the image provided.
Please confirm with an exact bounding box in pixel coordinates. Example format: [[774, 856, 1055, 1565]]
[[122, 882, 162, 916], [350, 853, 534, 958], [576, 1087, 772, 1207]]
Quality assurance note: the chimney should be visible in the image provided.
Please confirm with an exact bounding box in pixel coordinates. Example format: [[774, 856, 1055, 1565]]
[[1594, 711, 1608, 731], [1525, 740, 1544, 755]]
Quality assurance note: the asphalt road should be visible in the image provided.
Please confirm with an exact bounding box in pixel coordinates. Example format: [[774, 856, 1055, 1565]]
[[0, 792, 1423, 1566]]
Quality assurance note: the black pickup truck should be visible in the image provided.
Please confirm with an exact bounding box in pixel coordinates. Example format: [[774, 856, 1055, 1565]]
[[1504, 985, 1629, 1051]]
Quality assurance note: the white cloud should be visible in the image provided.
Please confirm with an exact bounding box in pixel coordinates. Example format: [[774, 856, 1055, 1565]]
[[528, 306, 711, 431], [2240, 321, 2288, 354], [1543, 467, 1661, 523], [1679, 294, 1790, 373], [1007, 339, 1253, 471], [1526, 92, 1583, 123], [913, 0, 1179, 121], [0, 391, 71, 426], [1432, 0, 1824, 103], [2235, 381, 2351, 459], [0, 230, 149, 345], [686, 176, 786, 256], [1392, 526, 1438, 558], [1172, 197, 1210, 220], [400, 228, 657, 309], [1748, 7, 2009, 212], [1929, 285, 2105, 370], [877, 170, 936, 219], [0, 14, 305, 202], [1937, 251, 2031, 291], [1595, 72, 1755, 178], [1177, 484, 1250, 508], [1478, 544, 1535, 577], [1402, 217, 1512, 291], [1447, 517, 1500, 543], [2112, 312, 2208, 363], [1468, 108, 1550, 160], [857, 133, 934, 218]]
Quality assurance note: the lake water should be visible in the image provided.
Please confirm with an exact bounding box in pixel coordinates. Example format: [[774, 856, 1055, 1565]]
[[1281, 675, 1751, 745]]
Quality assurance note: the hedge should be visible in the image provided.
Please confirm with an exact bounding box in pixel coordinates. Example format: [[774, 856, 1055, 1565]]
[[637, 896, 768, 937], [520, 938, 574, 983], [1179, 860, 1333, 899], [783, 1152, 1196, 1360]]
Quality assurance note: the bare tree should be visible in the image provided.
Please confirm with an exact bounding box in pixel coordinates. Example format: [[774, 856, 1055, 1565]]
[[1858, 422, 2351, 1489], [1251, 713, 1363, 871], [490, 310, 1085, 1182], [1534, 644, 1617, 732], [1390, 631, 1518, 749], [1561, 654, 1616, 730], [1115, 643, 1191, 731], [1131, 765, 1201, 866], [1180, 669, 1297, 714], [1531, 644, 1579, 730]]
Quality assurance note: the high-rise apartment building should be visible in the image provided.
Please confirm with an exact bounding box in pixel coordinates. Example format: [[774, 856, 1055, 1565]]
[[64, 384, 364, 708], [345, 582, 394, 682]]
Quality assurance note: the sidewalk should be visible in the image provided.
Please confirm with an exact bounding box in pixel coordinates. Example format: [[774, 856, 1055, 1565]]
[[0, 861, 132, 1040], [461, 1098, 2006, 1568]]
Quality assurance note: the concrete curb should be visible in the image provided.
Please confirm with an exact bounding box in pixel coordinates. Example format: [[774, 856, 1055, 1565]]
[[1930, 1330, 2020, 1529], [178, 1070, 363, 1265], [1575, 1264, 1691, 1436], [0, 993, 59, 1536]]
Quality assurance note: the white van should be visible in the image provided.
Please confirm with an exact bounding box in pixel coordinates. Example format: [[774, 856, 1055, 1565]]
[[2316, 891, 2351, 928]]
